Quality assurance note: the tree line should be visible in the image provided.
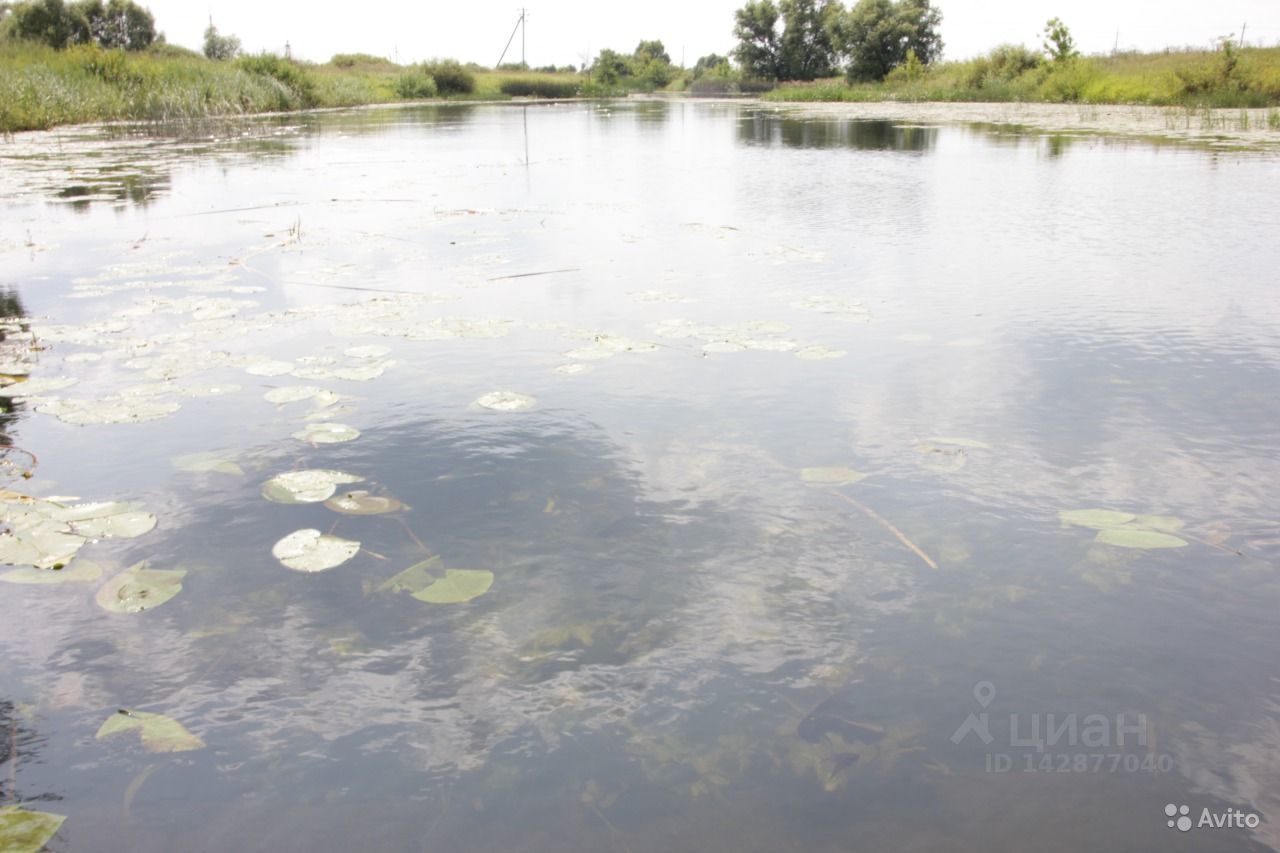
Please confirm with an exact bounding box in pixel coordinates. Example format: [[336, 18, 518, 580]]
[[1, 0, 155, 50]]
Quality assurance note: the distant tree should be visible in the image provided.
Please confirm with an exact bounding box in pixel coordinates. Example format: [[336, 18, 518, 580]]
[[1041, 17, 1077, 63], [76, 0, 155, 50], [202, 21, 239, 60], [733, 0, 842, 80], [835, 0, 943, 81], [5, 0, 154, 49], [732, 0, 784, 79], [7, 0, 77, 47], [631, 38, 674, 86], [590, 47, 630, 85], [692, 52, 732, 78], [778, 0, 841, 79]]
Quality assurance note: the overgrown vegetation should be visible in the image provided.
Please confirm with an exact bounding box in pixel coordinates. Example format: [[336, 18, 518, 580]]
[[767, 41, 1280, 108]]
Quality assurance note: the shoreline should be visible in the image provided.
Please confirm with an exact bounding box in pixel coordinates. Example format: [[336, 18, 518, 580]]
[[4, 97, 1278, 153]]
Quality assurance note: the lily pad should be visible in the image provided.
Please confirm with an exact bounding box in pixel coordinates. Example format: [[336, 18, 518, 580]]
[[96, 709, 205, 752], [71, 510, 157, 539], [475, 391, 536, 412], [413, 569, 494, 604], [795, 345, 847, 361], [1133, 514, 1184, 532], [95, 562, 186, 613], [0, 805, 67, 853], [324, 491, 404, 515], [1058, 509, 1137, 530], [376, 555, 441, 594], [554, 363, 593, 376], [262, 469, 362, 504], [173, 452, 244, 477], [264, 385, 325, 404], [0, 376, 78, 397], [272, 529, 360, 572], [1095, 528, 1188, 550], [0, 558, 104, 584], [244, 360, 295, 377], [293, 422, 360, 444], [801, 467, 868, 486], [344, 344, 391, 359]]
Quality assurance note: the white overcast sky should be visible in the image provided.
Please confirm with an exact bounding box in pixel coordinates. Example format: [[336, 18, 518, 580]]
[[152, 1, 1277, 65]]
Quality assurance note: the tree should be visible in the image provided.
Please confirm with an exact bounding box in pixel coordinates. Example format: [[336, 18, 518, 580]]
[[590, 48, 630, 86], [75, 0, 155, 50], [8, 0, 76, 47], [692, 53, 732, 79], [836, 0, 943, 82], [778, 0, 840, 80], [632, 38, 674, 87], [202, 21, 239, 60], [1041, 17, 1077, 63], [732, 0, 783, 79]]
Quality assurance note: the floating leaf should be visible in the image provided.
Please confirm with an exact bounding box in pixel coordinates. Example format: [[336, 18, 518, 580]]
[[0, 376, 78, 397], [173, 452, 244, 477], [0, 559, 104, 584], [413, 569, 494, 604], [344, 345, 391, 359], [272, 529, 359, 572], [261, 469, 362, 504], [554, 363, 593, 376], [292, 422, 360, 444], [1095, 528, 1188, 549], [264, 385, 325, 404], [0, 520, 84, 569], [1133, 514, 1184, 532], [376, 555, 441, 594], [95, 562, 186, 613], [795, 345, 847, 361], [1058, 509, 1137, 530], [71, 510, 156, 539], [701, 341, 746, 353], [0, 805, 66, 853], [926, 436, 990, 449], [475, 391, 536, 412], [96, 709, 205, 753], [244, 360, 295, 377], [801, 467, 867, 486], [324, 491, 404, 515]]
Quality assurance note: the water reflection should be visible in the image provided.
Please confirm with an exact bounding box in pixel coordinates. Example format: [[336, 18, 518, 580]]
[[738, 114, 938, 152]]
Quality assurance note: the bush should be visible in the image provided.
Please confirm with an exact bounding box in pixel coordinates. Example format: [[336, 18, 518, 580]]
[[393, 69, 437, 98], [418, 59, 473, 95], [498, 77, 579, 98], [330, 53, 390, 68], [236, 53, 317, 107]]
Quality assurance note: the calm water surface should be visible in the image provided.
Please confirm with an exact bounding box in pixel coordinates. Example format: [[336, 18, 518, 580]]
[[1, 101, 1279, 852]]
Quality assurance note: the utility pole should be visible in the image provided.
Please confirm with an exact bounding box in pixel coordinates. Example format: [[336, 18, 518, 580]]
[[1239, 22, 1246, 48], [521, 7, 526, 69], [496, 8, 528, 69], [1112, 31, 1118, 54]]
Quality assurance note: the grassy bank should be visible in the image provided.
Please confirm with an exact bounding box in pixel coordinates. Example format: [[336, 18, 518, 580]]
[[767, 45, 1280, 108], [0, 43, 586, 133]]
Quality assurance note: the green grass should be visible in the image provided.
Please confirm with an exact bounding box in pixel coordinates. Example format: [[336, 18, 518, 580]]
[[0, 42, 587, 133], [766, 45, 1280, 109]]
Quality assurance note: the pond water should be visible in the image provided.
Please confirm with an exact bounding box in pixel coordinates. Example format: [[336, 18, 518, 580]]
[[1, 100, 1279, 852]]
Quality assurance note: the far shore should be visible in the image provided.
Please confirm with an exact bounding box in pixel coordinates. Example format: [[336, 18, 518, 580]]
[[3, 97, 1278, 154]]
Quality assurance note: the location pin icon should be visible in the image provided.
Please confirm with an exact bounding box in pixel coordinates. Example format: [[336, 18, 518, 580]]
[[974, 681, 996, 708]]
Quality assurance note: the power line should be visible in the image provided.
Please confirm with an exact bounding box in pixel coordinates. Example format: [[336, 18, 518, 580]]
[[496, 8, 528, 69]]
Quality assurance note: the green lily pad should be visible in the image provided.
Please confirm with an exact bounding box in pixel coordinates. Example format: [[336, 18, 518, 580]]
[[344, 344, 392, 359], [801, 467, 867, 486], [1133, 514, 1184, 532], [244, 359, 295, 377], [96, 709, 205, 752], [272, 529, 360, 572], [475, 391, 536, 412], [0, 558, 104, 584], [1095, 528, 1188, 549], [95, 562, 186, 613], [70, 510, 157, 539], [0, 376, 78, 397], [293, 422, 360, 444], [413, 569, 494, 604], [264, 385, 325, 404], [376, 558, 492, 603], [0, 805, 67, 853], [324, 491, 405, 515], [376, 555, 441, 594], [261, 469, 362, 504], [173, 452, 244, 476], [1058, 509, 1137, 530], [926, 436, 990, 449]]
